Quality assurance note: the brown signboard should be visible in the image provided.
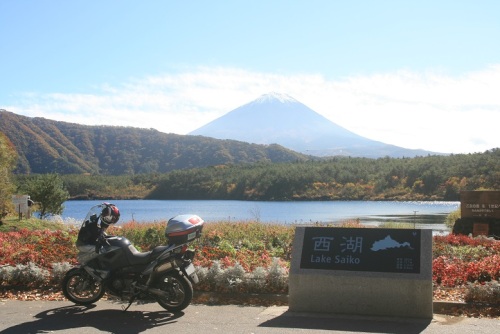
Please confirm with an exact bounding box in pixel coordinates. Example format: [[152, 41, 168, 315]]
[[460, 191, 500, 219], [473, 223, 489, 237]]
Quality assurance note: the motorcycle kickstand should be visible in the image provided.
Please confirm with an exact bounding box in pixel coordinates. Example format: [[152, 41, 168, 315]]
[[122, 294, 138, 312], [122, 281, 147, 312]]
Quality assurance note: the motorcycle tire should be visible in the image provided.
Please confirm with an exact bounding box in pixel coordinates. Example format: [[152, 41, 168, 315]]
[[62, 268, 105, 305], [155, 271, 193, 312]]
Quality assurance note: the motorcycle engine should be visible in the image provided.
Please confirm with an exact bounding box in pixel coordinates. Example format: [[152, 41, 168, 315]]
[[111, 278, 126, 291], [109, 278, 134, 297]]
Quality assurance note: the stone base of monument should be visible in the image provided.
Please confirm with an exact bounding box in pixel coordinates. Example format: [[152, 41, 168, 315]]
[[289, 227, 433, 319]]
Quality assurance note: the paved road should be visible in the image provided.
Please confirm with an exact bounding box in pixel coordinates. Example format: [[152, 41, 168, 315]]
[[0, 300, 499, 334]]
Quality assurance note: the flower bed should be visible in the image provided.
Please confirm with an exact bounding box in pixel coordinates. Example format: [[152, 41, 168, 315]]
[[1, 223, 499, 307]]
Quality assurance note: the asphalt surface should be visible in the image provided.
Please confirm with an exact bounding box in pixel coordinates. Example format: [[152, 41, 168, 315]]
[[1, 300, 499, 334]]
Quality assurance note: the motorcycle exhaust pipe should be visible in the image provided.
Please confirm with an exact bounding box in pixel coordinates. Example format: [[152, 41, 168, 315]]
[[145, 261, 176, 286], [155, 261, 174, 273]]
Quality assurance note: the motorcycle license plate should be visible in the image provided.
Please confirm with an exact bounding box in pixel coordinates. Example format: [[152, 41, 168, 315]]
[[184, 264, 195, 276]]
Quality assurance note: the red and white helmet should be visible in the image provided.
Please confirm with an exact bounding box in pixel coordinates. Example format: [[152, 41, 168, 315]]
[[100, 203, 120, 225]]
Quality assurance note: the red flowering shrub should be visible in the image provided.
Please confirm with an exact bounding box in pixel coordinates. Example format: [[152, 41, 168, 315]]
[[433, 234, 500, 288], [0, 229, 78, 269], [433, 255, 500, 287], [1, 224, 499, 294]]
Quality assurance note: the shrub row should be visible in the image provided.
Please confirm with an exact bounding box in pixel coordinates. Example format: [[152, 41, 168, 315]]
[[1, 222, 500, 302]]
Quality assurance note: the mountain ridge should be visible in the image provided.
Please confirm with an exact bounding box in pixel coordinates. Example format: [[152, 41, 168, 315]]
[[0, 109, 309, 175], [189, 93, 443, 158]]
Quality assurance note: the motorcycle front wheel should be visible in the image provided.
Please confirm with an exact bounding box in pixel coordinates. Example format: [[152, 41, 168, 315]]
[[62, 268, 105, 305], [155, 272, 193, 312]]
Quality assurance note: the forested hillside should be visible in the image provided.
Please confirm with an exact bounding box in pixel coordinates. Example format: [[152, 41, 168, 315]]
[[0, 110, 309, 175], [146, 150, 499, 201], [3, 110, 498, 202], [18, 149, 495, 201]]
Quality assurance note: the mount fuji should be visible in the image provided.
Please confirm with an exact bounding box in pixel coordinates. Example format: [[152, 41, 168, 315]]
[[189, 93, 440, 158]]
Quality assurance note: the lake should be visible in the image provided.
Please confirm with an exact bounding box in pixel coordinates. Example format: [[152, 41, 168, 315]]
[[60, 200, 460, 233]]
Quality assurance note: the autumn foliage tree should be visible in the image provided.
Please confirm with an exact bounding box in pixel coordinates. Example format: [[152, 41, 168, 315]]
[[0, 132, 17, 222]]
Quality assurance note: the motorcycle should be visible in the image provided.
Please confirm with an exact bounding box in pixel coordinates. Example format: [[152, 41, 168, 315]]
[[62, 204, 204, 312]]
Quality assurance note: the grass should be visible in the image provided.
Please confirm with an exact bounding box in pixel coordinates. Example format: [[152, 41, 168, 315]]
[[0, 216, 72, 232]]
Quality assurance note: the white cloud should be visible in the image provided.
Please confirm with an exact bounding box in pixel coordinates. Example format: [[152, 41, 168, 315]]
[[7, 65, 500, 154]]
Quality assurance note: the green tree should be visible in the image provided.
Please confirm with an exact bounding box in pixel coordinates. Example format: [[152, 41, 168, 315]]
[[20, 174, 69, 218], [0, 132, 17, 221]]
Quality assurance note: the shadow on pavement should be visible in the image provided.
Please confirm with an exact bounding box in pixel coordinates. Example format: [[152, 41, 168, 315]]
[[259, 311, 432, 334], [0, 304, 184, 334]]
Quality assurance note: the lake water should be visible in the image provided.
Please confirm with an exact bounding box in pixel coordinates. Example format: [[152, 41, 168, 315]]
[[60, 200, 459, 233]]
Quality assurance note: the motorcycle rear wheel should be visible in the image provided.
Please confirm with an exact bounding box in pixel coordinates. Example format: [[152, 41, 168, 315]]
[[62, 268, 105, 305], [155, 272, 193, 312]]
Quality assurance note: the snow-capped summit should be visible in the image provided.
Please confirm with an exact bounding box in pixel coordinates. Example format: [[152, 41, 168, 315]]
[[253, 92, 297, 104]]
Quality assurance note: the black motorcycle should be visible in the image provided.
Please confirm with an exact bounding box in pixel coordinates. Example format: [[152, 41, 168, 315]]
[[62, 204, 204, 312]]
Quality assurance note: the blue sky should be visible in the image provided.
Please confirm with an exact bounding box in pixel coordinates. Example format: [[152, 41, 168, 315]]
[[1, 1, 499, 154]]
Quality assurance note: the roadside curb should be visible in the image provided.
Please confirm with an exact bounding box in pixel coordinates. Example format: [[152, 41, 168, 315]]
[[193, 291, 288, 306], [193, 292, 479, 315], [432, 301, 467, 314]]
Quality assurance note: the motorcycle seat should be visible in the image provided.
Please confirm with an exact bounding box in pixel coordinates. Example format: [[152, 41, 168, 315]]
[[126, 244, 174, 265]]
